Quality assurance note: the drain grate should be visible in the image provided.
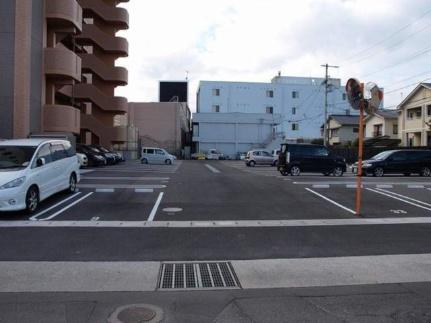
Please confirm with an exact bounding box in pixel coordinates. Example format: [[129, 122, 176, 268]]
[[157, 262, 240, 290]]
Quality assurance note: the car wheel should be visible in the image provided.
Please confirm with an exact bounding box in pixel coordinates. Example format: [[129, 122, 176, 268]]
[[373, 167, 384, 177], [165, 159, 172, 165], [333, 166, 344, 177], [249, 160, 256, 167], [420, 167, 431, 177], [141, 158, 148, 164], [25, 186, 39, 214], [68, 173, 77, 193], [290, 165, 301, 176]]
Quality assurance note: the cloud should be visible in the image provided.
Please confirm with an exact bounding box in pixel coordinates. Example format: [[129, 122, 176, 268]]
[[116, 0, 431, 111]]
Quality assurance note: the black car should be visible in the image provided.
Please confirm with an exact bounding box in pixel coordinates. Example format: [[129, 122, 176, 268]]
[[76, 144, 107, 167], [277, 143, 347, 176], [91, 145, 124, 163], [354, 150, 431, 177], [87, 145, 117, 165]]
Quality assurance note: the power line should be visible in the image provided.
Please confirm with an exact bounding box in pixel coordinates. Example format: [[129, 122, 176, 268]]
[[384, 92, 431, 109], [384, 70, 431, 88], [342, 7, 431, 62], [350, 22, 431, 64], [361, 44, 431, 78], [385, 78, 431, 94]]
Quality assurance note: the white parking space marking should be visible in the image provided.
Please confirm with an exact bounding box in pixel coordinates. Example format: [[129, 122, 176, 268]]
[[147, 192, 164, 222], [29, 192, 82, 221], [408, 185, 425, 189], [205, 164, 221, 173], [135, 188, 154, 193], [81, 176, 169, 181], [312, 184, 330, 188], [375, 188, 431, 207], [305, 188, 356, 215], [37, 192, 94, 221], [376, 184, 394, 189], [367, 188, 431, 212], [78, 184, 166, 189], [95, 188, 115, 193]]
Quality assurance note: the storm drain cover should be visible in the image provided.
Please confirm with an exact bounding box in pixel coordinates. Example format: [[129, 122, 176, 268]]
[[107, 304, 163, 323], [157, 262, 240, 290]]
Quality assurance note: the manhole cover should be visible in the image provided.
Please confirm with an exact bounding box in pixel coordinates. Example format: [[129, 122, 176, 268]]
[[162, 207, 182, 213], [107, 304, 163, 323]]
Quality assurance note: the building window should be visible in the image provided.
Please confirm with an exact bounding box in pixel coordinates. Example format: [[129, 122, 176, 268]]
[[353, 127, 359, 133], [342, 93, 347, 101], [292, 123, 299, 131], [292, 91, 299, 99], [393, 124, 398, 135], [407, 110, 415, 119], [416, 110, 422, 118], [292, 107, 296, 115], [212, 105, 220, 113], [266, 107, 273, 114], [428, 105, 431, 116], [212, 89, 220, 96], [266, 90, 274, 98]]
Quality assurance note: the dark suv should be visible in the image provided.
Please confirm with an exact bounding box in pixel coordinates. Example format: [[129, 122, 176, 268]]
[[354, 150, 431, 177], [277, 144, 347, 176]]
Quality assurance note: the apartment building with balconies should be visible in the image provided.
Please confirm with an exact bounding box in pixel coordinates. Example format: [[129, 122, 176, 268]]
[[398, 83, 431, 147], [0, 0, 129, 149]]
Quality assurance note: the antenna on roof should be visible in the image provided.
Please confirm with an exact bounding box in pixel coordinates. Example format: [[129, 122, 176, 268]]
[[278, 71, 281, 77], [185, 71, 189, 81]]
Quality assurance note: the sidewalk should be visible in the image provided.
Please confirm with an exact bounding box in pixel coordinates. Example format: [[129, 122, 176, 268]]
[[1, 282, 431, 322]]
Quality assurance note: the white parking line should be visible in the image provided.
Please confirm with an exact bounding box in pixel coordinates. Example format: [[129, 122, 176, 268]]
[[408, 185, 425, 189], [147, 192, 164, 222], [305, 188, 356, 215], [78, 184, 166, 189], [135, 188, 154, 193], [312, 184, 330, 188], [29, 192, 82, 221], [367, 188, 431, 212], [375, 188, 431, 207], [376, 184, 394, 189], [95, 188, 115, 193], [37, 192, 94, 221], [205, 164, 221, 173], [81, 176, 169, 181]]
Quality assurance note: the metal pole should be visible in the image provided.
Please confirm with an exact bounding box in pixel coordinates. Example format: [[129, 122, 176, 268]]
[[355, 100, 365, 216], [324, 64, 328, 146], [321, 64, 339, 146]]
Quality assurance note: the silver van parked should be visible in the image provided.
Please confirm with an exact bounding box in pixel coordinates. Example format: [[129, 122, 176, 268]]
[[141, 147, 175, 165]]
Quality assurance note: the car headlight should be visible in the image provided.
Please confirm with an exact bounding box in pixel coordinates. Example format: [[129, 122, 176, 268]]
[[362, 163, 372, 168], [95, 155, 104, 160], [0, 176, 26, 190]]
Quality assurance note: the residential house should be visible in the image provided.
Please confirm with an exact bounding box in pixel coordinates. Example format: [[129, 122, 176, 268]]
[[365, 110, 399, 139], [324, 115, 360, 146], [398, 83, 431, 147]]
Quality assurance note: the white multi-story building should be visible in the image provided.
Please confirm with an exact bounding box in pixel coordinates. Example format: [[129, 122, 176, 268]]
[[193, 75, 352, 157]]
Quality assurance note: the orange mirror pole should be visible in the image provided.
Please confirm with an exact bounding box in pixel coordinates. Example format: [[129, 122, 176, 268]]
[[355, 100, 365, 216]]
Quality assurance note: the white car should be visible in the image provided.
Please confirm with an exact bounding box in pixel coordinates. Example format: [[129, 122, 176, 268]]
[[77, 153, 88, 168], [0, 139, 80, 213], [206, 149, 224, 160], [141, 147, 175, 165]]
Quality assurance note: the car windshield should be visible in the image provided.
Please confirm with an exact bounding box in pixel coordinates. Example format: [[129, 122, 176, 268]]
[[0, 145, 36, 169], [370, 151, 394, 160]]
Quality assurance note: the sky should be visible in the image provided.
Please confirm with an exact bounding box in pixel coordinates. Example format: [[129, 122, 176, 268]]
[[116, 0, 431, 112]]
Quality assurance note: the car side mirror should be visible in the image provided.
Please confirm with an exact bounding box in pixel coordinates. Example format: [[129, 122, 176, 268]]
[[36, 157, 46, 167]]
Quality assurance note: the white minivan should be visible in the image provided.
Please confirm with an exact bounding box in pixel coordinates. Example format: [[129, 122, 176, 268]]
[[141, 147, 175, 165], [0, 139, 80, 213]]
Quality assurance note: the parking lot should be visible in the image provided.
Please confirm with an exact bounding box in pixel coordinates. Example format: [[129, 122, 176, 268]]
[[1, 159, 431, 225]]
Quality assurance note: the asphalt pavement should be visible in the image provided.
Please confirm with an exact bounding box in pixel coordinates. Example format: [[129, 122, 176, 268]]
[[1, 159, 431, 322]]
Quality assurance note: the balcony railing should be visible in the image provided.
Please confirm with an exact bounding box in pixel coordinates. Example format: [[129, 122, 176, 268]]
[[45, 0, 83, 31]]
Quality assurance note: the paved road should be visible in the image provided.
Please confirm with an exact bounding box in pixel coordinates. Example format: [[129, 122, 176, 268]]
[[1, 159, 431, 322]]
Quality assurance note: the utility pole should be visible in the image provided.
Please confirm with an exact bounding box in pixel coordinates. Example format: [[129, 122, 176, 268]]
[[321, 63, 339, 146]]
